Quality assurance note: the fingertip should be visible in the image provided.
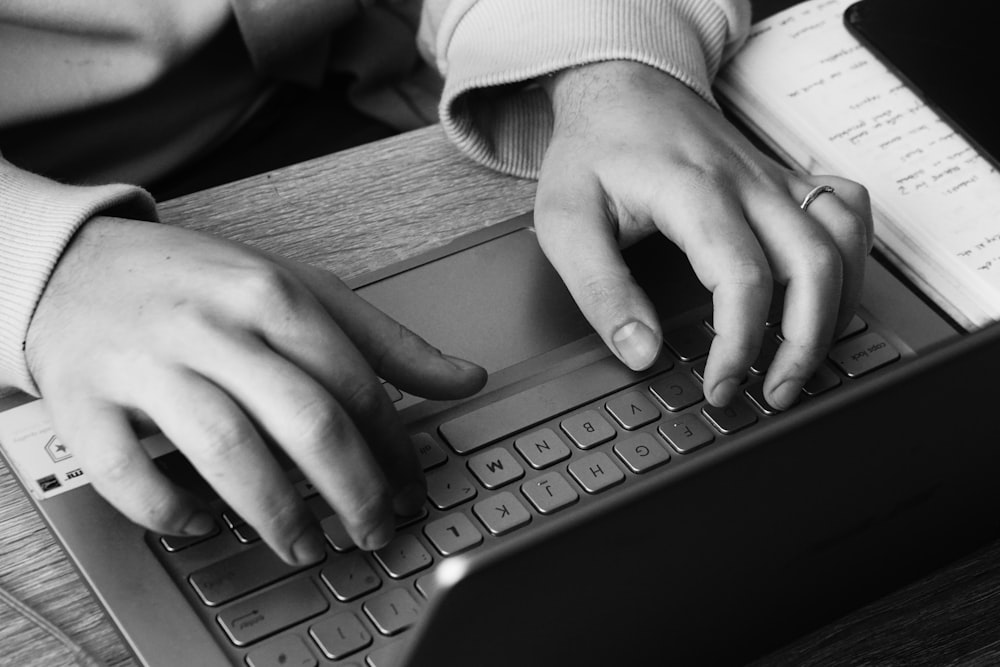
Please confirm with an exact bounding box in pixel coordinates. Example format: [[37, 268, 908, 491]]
[[289, 525, 327, 565], [181, 510, 217, 537], [442, 354, 489, 388], [611, 320, 661, 370], [767, 379, 803, 411], [706, 377, 740, 407], [360, 518, 396, 552], [392, 479, 427, 517]]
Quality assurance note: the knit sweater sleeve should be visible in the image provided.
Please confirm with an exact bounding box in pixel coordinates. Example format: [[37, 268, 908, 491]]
[[0, 157, 157, 395], [418, 0, 752, 178]]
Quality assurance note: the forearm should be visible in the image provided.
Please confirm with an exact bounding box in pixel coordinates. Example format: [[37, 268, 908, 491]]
[[0, 158, 156, 393], [418, 0, 751, 177]]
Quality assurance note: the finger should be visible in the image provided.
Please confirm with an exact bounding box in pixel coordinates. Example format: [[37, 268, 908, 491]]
[[216, 264, 425, 517], [743, 188, 845, 410], [534, 172, 663, 372], [647, 182, 773, 407], [137, 369, 328, 565], [47, 399, 215, 537], [269, 254, 488, 400], [183, 324, 403, 548], [793, 175, 873, 334]]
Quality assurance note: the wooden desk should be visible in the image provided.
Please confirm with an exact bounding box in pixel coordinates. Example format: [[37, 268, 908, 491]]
[[2, 125, 1000, 666]]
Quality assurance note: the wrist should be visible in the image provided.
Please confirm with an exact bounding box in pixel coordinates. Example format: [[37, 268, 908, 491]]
[[542, 60, 693, 125]]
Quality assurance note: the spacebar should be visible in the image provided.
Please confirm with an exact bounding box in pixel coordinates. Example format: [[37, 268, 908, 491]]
[[438, 355, 655, 454]]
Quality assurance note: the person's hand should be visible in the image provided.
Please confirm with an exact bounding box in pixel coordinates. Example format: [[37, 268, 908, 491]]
[[25, 217, 486, 564], [536, 61, 873, 410]]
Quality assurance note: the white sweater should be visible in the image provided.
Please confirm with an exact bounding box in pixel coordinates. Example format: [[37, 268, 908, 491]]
[[0, 0, 750, 393]]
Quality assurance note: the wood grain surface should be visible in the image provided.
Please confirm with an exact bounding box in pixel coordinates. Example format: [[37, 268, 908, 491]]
[[2, 125, 1000, 666]]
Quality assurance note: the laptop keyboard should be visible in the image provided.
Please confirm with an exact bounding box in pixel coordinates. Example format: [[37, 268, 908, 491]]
[[148, 308, 901, 667]]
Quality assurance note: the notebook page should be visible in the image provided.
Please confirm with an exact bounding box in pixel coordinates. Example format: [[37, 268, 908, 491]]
[[715, 0, 1000, 321]]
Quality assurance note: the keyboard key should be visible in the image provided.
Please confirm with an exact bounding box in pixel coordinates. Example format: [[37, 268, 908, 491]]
[[828, 331, 900, 377], [514, 428, 572, 468], [659, 414, 714, 454], [802, 365, 842, 396], [568, 452, 625, 494], [438, 355, 651, 454], [836, 314, 867, 340], [321, 553, 381, 601], [663, 323, 713, 361], [367, 640, 409, 667], [233, 524, 261, 544], [520, 471, 579, 515], [382, 382, 403, 402], [560, 410, 616, 448], [363, 588, 421, 636], [649, 373, 703, 412], [415, 574, 441, 599], [423, 513, 483, 556], [412, 433, 448, 470], [613, 433, 671, 473], [467, 447, 524, 489], [425, 468, 477, 510], [744, 383, 782, 415], [310, 612, 373, 660], [159, 524, 220, 552], [702, 398, 758, 434], [218, 578, 329, 646], [295, 479, 320, 499], [321, 515, 356, 552], [750, 335, 780, 375], [374, 534, 433, 579], [605, 391, 660, 430], [221, 508, 245, 529], [473, 491, 532, 535], [189, 543, 318, 606], [246, 634, 318, 667]]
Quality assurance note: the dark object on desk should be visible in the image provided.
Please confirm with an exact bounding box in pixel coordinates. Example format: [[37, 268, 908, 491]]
[[845, 0, 1000, 168]]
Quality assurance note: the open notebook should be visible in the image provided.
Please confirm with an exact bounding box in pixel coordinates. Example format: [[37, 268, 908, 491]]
[[715, 0, 1000, 330]]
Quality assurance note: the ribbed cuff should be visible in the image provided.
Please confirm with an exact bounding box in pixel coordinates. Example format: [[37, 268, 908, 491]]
[[0, 164, 157, 394], [437, 0, 745, 178]]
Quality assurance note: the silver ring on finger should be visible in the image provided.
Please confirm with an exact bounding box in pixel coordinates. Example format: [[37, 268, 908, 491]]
[[799, 185, 836, 211]]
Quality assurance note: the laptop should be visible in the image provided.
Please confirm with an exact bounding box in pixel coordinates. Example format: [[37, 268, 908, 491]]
[[7, 204, 1000, 666]]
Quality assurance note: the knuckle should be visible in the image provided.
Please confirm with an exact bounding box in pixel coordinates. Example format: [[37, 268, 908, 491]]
[[238, 261, 303, 314], [801, 242, 843, 280], [577, 271, 631, 309], [195, 416, 256, 463], [136, 492, 191, 534], [85, 446, 137, 486], [292, 397, 348, 451], [341, 379, 389, 419], [729, 260, 773, 291], [347, 486, 391, 530], [253, 492, 308, 537]]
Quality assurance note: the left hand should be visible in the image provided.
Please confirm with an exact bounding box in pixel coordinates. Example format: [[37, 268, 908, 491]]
[[535, 60, 873, 411]]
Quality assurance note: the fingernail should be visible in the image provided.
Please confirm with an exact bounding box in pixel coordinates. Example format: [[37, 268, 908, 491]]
[[290, 527, 327, 565], [612, 321, 660, 370], [770, 379, 802, 410], [392, 481, 426, 517], [362, 519, 395, 552], [442, 354, 484, 373], [712, 378, 740, 406], [182, 511, 215, 536]]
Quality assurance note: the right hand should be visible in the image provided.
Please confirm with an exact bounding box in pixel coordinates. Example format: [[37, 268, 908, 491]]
[[25, 216, 487, 564]]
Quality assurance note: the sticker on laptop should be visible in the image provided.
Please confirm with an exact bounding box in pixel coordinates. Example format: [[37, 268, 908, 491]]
[[0, 400, 89, 500]]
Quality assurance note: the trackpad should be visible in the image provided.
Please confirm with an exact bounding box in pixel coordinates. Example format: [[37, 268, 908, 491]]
[[357, 225, 710, 374]]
